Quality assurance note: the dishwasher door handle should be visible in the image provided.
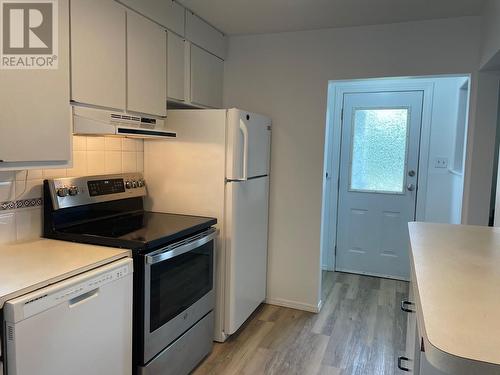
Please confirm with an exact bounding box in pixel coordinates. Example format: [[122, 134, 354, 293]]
[[69, 289, 99, 308]]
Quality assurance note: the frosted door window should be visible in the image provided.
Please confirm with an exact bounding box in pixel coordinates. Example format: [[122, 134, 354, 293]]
[[349, 108, 409, 193]]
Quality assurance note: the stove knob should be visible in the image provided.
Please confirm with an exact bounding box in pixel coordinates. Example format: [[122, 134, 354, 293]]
[[132, 180, 137, 188], [68, 186, 79, 196], [125, 181, 132, 189], [137, 179, 145, 187], [56, 187, 69, 197]]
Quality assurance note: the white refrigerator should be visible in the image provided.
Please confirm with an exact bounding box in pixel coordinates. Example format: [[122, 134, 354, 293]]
[[144, 108, 271, 342]]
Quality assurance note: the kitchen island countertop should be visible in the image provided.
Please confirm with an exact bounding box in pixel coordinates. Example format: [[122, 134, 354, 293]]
[[409, 222, 500, 373]]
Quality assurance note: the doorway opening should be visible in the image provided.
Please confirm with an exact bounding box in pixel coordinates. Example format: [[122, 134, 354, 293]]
[[320, 75, 471, 294]]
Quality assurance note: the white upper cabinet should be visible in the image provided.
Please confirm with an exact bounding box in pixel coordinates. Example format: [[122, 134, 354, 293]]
[[190, 44, 224, 108], [167, 32, 187, 102], [186, 12, 227, 60], [118, 0, 185, 36], [127, 12, 167, 116], [0, 0, 71, 169], [71, 0, 126, 110]]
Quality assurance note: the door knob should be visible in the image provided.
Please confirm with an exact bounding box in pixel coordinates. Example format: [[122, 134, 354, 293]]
[[407, 184, 415, 192]]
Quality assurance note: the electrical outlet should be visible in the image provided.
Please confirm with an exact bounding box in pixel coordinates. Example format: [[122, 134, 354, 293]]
[[434, 157, 448, 169]]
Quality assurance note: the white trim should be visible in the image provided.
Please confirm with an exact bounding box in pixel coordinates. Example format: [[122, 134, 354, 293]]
[[322, 263, 334, 271], [335, 268, 410, 282], [265, 298, 321, 313], [317, 299, 324, 313]]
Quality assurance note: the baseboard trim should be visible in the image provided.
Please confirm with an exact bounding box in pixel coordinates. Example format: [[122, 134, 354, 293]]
[[317, 299, 324, 313], [265, 297, 320, 313], [321, 263, 334, 271]]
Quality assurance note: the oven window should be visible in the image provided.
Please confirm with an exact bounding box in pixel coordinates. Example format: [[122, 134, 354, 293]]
[[149, 240, 213, 332]]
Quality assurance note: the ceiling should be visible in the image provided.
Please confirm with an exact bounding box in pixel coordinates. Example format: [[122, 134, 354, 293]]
[[177, 0, 486, 35]]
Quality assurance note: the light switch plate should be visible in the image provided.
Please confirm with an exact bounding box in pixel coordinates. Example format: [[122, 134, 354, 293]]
[[434, 157, 449, 169]]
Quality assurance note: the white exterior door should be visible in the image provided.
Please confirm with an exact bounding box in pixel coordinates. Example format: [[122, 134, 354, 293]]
[[336, 91, 423, 280]]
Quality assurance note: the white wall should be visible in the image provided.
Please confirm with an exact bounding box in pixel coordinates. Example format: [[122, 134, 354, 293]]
[[0, 136, 144, 244], [480, 0, 500, 69], [424, 77, 468, 223], [224, 17, 483, 310], [462, 71, 500, 225]]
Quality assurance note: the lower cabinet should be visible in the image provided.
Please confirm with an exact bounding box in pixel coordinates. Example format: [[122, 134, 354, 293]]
[[401, 283, 420, 373], [401, 283, 448, 375], [420, 352, 448, 375]]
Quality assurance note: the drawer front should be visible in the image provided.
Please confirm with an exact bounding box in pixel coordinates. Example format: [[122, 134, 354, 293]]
[[139, 311, 214, 375]]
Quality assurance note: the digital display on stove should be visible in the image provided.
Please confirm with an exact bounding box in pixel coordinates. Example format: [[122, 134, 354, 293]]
[[88, 179, 125, 197]]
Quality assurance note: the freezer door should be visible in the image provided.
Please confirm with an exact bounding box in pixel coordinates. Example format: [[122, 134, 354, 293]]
[[224, 177, 269, 335], [226, 109, 271, 180]]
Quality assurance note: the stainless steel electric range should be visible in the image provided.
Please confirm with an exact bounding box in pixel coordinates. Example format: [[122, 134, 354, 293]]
[[43, 173, 217, 375]]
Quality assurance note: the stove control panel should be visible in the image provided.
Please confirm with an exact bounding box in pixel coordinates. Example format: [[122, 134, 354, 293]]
[[88, 178, 125, 196], [125, 178, 145, 189], [47, 173, 146, 210]]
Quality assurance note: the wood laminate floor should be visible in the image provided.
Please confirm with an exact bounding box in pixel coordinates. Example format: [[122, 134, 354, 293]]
[[193, 272, 409, 375]]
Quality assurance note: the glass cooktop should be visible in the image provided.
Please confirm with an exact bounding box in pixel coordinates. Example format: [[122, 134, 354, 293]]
[[58, 211, 216, 250]]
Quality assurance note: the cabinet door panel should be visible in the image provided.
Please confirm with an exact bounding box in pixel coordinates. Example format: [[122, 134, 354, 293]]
[[118, 0, 185, 36], [420, 352, 448, 375], [186, 12, 227, 59], [190, 45, 223, 109], [167, 32, 186, 102], [127, 12, 167, 116], [0, 0, 70, 166], [71, 0, 126, 110]]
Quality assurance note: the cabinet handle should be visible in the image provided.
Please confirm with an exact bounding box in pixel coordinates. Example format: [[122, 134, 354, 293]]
[[401, 300, 415, 313], [398, 356, 410, 372]]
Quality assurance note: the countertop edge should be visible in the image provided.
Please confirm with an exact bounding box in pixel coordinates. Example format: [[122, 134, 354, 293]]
[[0, 251, 131, 309], [409, 223, 500, 373]]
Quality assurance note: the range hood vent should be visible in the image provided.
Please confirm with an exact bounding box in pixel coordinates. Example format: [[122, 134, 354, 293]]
[[72, 105, 176, 139]]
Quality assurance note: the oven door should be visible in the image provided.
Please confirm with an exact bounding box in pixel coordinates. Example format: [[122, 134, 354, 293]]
[[142, 228, 216, 364]]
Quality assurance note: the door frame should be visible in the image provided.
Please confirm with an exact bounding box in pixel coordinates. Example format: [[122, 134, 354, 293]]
[[321, 78, 436, 274]]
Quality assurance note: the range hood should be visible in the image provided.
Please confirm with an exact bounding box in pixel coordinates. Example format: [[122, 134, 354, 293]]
[[72, 106, 176, 139]]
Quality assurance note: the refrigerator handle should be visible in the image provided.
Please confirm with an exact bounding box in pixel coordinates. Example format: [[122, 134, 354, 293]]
[[239, 120, 249, 181]]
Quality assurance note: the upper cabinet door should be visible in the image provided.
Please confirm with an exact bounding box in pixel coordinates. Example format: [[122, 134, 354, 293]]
[[190, 45, 224, 109], [0, 0, 71, 168], [118, 0, 185, 36], [126, 12, 167, 117], [186, 12, 227, 60], [167, 32, 186, 102], [71, 0, 126, 110]]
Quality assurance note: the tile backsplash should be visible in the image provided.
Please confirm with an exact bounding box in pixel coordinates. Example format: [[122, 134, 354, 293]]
[[0, 135, 144, 244]]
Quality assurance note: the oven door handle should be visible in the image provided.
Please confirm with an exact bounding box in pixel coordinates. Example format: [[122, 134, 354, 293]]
[[146, 229, 218, 265]]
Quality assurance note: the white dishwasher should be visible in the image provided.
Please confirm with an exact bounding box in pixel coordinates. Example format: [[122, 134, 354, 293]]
[[2, 258, 133, 375]]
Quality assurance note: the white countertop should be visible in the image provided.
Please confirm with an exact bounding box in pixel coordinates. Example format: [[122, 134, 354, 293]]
[[409, 222, 500, 369], [0, 238, 130, 308]]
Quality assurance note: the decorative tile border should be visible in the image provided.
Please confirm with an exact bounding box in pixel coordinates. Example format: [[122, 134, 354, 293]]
[[0, 198, 43, 211]]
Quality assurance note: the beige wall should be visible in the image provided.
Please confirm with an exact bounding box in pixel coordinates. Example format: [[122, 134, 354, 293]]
[[0, 136, 144, 244], [223, 17, 483, 310]]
